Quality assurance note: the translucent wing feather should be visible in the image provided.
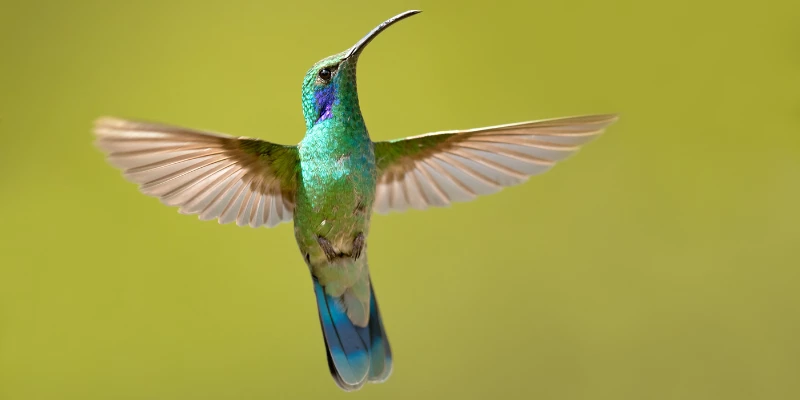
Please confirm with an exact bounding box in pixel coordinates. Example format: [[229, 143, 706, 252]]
[[372, 114, 617, 214], [94, 117, 299, 228]]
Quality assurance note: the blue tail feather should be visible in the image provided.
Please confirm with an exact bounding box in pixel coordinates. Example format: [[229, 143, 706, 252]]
[[312, 277, 392, 390], [367, 277, 392, 382], [313, 279, 369, 390]]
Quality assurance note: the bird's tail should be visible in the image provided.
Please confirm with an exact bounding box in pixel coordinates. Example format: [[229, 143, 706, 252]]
[[312, 276, 392, 391]]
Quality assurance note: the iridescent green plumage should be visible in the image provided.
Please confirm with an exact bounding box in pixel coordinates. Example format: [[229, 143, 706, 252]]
[[93, 10, 617, 392]]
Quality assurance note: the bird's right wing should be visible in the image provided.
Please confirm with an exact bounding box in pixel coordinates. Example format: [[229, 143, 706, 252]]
[[94, 117, 299, 228], [372, 114, 617, 214]]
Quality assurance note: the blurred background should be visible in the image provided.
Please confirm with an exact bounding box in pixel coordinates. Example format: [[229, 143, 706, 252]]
[[1, 0, 798, 399]]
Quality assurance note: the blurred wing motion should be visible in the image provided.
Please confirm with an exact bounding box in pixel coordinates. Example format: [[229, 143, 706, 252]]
[[372, 114, 617, 214], [94, 118, 299, 228]]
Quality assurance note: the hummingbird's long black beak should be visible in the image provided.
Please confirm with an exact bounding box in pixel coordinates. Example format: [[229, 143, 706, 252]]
[[344, 10, 421, 59]]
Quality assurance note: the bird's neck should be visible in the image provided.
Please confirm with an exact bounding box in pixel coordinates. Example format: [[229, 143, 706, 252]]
[[302, 73, 372, 153], [304, 79, 369, 144], [303, 72, 363, 129]]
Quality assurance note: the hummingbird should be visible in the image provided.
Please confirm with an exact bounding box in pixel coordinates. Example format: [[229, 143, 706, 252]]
[[93, 10, 617, 391]]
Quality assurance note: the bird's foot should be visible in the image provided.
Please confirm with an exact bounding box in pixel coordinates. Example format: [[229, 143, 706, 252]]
[[352, 232, 365, 260], [316, 236, 338, 262]]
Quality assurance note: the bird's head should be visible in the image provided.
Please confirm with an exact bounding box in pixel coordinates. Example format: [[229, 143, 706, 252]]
[[301, 10, 421, 130]]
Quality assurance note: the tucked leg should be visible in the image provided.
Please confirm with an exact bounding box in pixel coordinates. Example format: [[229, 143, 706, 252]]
[[352, 232, 365, 260], [317, 235, 338, 261]]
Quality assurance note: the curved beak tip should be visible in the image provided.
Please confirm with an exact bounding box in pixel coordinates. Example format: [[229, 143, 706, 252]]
[[345, 10, 422, 59]]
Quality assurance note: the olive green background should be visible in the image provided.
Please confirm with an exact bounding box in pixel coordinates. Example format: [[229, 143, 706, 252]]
[[1, 0, 798, 399]]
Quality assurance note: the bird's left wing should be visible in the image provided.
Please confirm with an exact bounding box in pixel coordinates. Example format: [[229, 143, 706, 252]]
[[94, 117, 299, 228], [372, 114, 617, 214]]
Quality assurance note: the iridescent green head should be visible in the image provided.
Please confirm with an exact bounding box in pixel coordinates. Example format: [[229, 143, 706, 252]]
[[301, 10, 421, 130]]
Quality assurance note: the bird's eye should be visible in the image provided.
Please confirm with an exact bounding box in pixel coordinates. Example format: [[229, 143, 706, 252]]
[[318, 68, 332, 81]]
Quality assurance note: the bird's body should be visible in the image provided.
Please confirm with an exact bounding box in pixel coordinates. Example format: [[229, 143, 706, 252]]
[[296, 117, 375, 298], [93, 10, 618, 392], [296, 108, 377, 326]]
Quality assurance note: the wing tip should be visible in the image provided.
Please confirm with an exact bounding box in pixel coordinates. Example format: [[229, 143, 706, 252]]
[[555, 112, 619, 126], [93, 116, 135, 143], [595, 113, 620, 126], [93, 116, 127, 130]]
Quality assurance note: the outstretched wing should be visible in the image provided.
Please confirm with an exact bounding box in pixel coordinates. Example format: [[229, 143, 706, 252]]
[[94, 117, 299, 228], [372, 114, 617, 214]]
